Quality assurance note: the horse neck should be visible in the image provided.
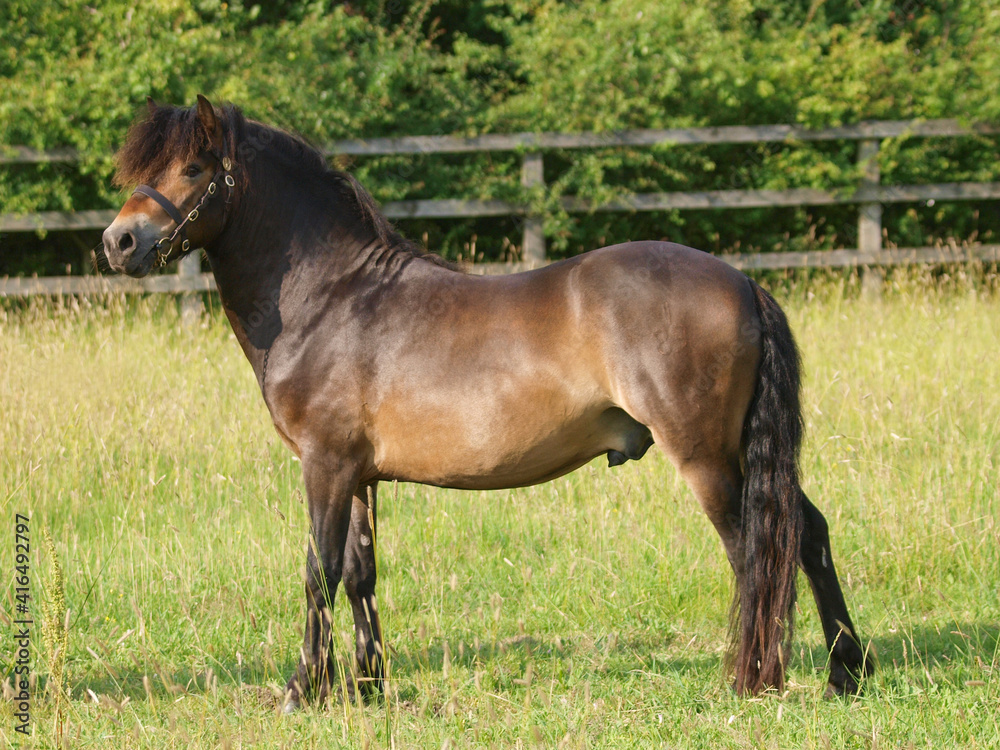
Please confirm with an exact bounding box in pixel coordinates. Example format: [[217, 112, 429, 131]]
[[203, 162, 417, 375]]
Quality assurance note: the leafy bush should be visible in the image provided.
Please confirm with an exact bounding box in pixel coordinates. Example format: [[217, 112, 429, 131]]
[[2, 0, 999, 274]]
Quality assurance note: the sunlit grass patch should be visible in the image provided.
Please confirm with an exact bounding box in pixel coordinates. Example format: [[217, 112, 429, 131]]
[[1, 273, 998, 748]]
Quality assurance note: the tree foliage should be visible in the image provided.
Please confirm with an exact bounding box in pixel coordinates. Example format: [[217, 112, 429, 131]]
[[2, 0, 999, 273]]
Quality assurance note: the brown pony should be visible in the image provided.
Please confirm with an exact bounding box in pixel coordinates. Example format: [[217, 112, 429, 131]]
[[102, 96, 871, 708]]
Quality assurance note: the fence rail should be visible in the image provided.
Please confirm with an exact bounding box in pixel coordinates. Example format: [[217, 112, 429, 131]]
[[5, 244, 998, 298], [2, 118, 999, 296]]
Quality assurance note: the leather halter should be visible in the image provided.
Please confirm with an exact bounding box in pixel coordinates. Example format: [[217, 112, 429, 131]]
[[132, 140, 235, 268]]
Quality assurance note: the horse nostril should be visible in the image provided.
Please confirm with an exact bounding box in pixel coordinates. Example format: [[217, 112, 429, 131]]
[[119, 232, 135, 252]]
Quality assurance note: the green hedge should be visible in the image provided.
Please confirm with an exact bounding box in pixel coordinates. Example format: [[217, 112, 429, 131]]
[[2, 0, 999, 274]]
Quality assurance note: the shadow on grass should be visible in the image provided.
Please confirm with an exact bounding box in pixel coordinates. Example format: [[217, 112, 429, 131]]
[[65, 655, 285, 707], [70, 628, 701, 704], [70, 619, 998, 706], [800, 619, 999, 687]]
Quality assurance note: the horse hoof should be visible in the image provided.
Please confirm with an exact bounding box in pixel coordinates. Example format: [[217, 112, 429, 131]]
[[824, 676, 861, 698]]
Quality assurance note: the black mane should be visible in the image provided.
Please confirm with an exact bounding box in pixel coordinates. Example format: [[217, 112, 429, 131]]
[[114, 101, 423, 255]]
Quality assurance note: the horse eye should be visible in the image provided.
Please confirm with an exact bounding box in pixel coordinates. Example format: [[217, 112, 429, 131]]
[[185, 164, 202, 178]]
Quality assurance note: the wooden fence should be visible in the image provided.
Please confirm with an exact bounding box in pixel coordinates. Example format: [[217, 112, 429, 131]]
[[2, 118, 999, 296]]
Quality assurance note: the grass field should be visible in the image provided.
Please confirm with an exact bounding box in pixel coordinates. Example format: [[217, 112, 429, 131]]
[[1, 271, 998, 748]]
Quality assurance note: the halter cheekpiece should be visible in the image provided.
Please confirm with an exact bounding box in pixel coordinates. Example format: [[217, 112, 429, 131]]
[[133, 137, 235, 268]]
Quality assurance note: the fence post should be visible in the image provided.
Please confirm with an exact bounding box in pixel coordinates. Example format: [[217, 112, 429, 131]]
[[178, 252, 203, 323], [857, 139, 883, 295], [520, 152, 546, 266], [857, 139, 883, 254]]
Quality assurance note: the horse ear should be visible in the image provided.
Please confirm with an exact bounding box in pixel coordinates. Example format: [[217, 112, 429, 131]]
[[146, 96, 158, 116], [196, 94, 222, 145]]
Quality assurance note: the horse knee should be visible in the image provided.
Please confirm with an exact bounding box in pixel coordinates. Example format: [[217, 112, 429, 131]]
[[342, 554, 376, 601], [304, 554, 342, 605]]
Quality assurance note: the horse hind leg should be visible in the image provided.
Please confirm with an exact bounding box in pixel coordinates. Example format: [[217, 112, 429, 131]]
[[671, 449, 749, 681], [675, 454, 745, 580], [799, 492, 873, 695], [676, 454, 872, 696]]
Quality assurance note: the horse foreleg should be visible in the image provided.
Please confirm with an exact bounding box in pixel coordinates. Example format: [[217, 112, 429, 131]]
[[284, 458, 360, 711], [342, 482, 384, 700], [799, 492, 873, 695]]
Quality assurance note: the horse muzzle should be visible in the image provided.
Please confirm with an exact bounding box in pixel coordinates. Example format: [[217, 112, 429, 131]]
[[102, 221, 160, 277]]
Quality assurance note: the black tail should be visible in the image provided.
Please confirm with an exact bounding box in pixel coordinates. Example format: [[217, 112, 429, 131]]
[[734, 280, 805, 694]]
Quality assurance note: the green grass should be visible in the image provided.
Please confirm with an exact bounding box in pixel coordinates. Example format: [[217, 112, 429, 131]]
[[1, 273, 999, 748]]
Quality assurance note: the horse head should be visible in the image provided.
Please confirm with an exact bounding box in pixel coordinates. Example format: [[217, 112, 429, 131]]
[[103, 95, 234, 277]]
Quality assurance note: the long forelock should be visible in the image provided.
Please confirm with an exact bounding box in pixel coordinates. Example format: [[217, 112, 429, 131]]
[[113, 106, 212, 189]]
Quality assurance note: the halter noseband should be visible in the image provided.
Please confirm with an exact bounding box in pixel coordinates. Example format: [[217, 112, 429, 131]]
[[132, 141, 235, 268]]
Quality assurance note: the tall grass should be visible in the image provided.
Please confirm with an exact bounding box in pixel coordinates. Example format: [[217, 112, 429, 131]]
[[1, 271, 998, 748]]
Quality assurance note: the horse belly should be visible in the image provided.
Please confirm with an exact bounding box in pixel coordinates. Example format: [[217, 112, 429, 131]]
[[371, 389, 650, 490]]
